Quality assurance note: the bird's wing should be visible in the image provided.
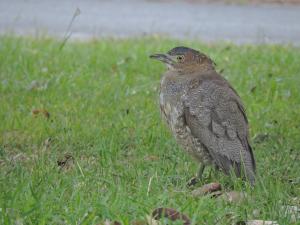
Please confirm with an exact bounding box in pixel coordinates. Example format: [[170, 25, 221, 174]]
[[183, 78, 255, 184]]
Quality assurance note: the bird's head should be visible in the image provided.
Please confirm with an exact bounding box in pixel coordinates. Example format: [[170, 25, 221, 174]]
[[150, 46, 215, 73]]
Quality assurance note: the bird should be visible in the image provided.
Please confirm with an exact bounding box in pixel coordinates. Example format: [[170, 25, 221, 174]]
[[150, 46, 256, 186]]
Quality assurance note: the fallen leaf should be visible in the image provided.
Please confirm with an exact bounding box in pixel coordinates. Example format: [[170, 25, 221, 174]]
[[191, 182, 222, 197], [32, 109, 40, 115], [152, 208, 191, 225], [32, 109, 50, 119]]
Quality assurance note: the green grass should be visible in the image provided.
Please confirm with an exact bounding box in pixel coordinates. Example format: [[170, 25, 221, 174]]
[[0, 36, 299, 225]]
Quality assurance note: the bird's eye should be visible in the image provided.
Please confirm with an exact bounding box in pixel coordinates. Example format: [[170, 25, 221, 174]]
[[177, 55, 184, 62]]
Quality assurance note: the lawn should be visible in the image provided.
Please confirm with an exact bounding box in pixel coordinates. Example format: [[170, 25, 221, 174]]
[[0, 36, 299, 224]]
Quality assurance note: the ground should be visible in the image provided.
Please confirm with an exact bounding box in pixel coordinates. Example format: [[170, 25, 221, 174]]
[[0, 36, 299, 224]]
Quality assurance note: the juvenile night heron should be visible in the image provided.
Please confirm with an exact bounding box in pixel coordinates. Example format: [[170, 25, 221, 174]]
[[150, 46, 256, 185]]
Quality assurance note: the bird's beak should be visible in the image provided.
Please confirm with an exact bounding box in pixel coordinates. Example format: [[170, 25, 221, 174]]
[[150, 53, 175, 66]]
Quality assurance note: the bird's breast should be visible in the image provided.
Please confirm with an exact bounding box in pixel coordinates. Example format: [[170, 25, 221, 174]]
[[160, 76, 185, 119], [159, 91, 171, 123]]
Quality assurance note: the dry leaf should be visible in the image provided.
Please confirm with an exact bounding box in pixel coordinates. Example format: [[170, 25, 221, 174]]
[[32, 109, 50, 119], [191, 182, 222, 197], [152, 208, 190, 225]]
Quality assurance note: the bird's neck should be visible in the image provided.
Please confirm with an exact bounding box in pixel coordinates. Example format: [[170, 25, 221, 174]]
[[175, 63, 215, 75], [164, 66, 217, 86]]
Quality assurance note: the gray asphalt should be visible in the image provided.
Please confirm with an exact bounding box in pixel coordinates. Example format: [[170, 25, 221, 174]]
[[1, 0, 300, 44]]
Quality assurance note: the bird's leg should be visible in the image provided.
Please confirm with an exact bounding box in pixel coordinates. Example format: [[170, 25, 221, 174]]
[[187, 164, 205, 187]]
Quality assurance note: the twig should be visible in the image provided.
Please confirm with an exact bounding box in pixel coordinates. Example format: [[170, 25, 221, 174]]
[[59, 7, 81, 50]]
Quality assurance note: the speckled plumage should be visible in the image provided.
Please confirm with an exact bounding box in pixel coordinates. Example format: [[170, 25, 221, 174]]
[[151, 46, 256, 185]]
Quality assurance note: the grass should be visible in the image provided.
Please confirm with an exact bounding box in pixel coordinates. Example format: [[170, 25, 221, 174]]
[[0, 36, 299, 225]]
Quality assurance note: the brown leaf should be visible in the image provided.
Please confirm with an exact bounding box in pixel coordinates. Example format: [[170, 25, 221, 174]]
[[191, 182, 222, 197], [32, 109, 40, 115], [152, 208, 191, 225], [32, 109, 50, 119]]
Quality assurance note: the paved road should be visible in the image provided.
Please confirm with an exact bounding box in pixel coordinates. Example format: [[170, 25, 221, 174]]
[[1, 0, 300, 44]]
